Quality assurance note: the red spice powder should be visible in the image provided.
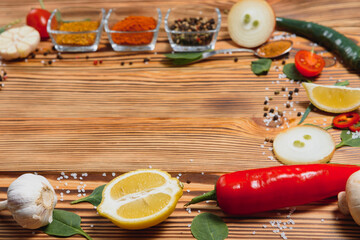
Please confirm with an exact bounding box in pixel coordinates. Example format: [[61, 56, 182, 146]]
[[111, 16, 157, 45]]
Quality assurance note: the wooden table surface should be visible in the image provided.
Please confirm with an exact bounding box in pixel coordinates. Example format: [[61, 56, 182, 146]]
[[0, 0, 360, 239]]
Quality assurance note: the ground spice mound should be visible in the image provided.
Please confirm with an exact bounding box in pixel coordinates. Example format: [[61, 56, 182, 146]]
[[111, 16, 157, 45], [56, 21, 99, 46]]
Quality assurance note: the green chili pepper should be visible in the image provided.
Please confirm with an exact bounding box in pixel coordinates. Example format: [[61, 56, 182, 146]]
[[276, 17, 360, 71]]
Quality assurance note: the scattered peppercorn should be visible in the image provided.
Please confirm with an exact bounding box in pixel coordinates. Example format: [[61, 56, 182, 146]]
[[269, 97, 273, 101], [286, 103, 291, 108], [56, 53, 63, 60], [289, 91, 293, 95], [278, 110, 283, 117], [263, 106, 269, 111], [143, 58, 150, 63], [48, 60, 52, 65], [274, 90, 280, 95], [288, 96, 293, 100], [273, 115, 279, 121], [186, 180, 191, 184], [43, 52, 48, 56], [269, 138, 274, 143], [121, 62, 125, 66], [263, 113, 268, 117], [281, 60, 286, 65], [129, 62, 133, 65], [281, 87, 286, 91], [269, 108, 274, 113], [234, 57, 238, 63], [29, 52, 36, 59], [297, 112, 302, 117], [52, 46, 56, 51], [294, 88, 299, 93], [86, 55, 89, 59], [35, 48, 39, 52], [264, 100, 268, 105]]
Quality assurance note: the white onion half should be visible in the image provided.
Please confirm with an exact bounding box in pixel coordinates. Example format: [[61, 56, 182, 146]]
[[228, 0, 275, 48]]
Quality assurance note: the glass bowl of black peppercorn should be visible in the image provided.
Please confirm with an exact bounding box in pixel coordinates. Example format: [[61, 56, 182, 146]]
[[164, 6, 221, 52]]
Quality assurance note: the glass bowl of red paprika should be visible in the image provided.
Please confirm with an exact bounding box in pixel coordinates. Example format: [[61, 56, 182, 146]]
[[47, 7, 105, 52], [164, 5, 221, 52], [104, 7, 162, 51]]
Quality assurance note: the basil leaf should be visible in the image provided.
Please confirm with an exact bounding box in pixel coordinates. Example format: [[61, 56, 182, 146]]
[[164, 52, 204, 60], [283, 63, 314, 82], [251, 58, 272, 75], [71, 184, 105, 206], [334, 80, 350, 86], [191, 213, 228, 240], [298, 104, 313, 125], [42, 209, 92, 240], [336, 129, 360, 149]]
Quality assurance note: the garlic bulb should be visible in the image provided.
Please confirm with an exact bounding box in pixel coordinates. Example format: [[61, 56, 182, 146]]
[[0, 173, 57, 229]]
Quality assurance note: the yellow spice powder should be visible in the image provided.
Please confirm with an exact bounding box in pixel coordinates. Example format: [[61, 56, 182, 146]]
[[56, 21, 99, 46]]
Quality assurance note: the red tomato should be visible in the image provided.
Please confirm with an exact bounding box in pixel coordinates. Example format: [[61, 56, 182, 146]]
[[295, 50, 325, 77], [26, 8, 51, 40]]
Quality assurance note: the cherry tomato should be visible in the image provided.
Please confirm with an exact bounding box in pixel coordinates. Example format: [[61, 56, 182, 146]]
[[333, 112, 360, 129], [26, 8, 51, 40], [295, 50, 325, 77]]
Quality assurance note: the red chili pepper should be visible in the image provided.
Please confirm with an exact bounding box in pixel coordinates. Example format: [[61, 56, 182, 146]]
[[185, 164, 360, 215], [349, 122, 360, 132], [333, 112, 360, 129]]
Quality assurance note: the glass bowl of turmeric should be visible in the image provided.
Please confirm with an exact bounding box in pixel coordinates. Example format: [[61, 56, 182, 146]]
[[47, 7, 105, 52], [104, 8, 162, 51], [165, 5, 221, 52]]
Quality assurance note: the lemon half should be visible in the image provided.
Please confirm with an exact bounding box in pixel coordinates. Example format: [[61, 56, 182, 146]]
[[303, 82, 360, 113], [97, 169, 183, 230]]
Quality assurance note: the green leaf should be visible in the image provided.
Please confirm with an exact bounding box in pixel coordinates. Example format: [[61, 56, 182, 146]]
[[283, 63, 314, 82], [191, 213, 228, 240], [336, 129, 360, 149], [298, 104, 313, 125], [251, 58, 272, 75], [164, 52, 204, 60], [334, 80, 350, 86], [71, 184, 105, 206], [42, 209, 92, 240]]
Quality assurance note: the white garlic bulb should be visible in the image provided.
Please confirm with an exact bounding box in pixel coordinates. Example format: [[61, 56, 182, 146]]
[[0, 173, 57, 229]]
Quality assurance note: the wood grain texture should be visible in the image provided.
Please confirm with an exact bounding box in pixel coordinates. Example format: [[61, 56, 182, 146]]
[[0, 0, 360, 239]]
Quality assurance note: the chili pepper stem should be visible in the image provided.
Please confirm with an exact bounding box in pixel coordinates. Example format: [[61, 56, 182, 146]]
[[184, 189, 217, 207]]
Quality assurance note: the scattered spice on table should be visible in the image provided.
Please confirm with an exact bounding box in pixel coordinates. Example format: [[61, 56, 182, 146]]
[[170, 17, 216, 46], [111, 16, 156, 45], [56, 20, 99, 46]]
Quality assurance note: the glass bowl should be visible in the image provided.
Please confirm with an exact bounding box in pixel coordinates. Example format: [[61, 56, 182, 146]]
[[165, 6, 221, 52], [104, 8, 161, 51], [47, 7, 105, 52]]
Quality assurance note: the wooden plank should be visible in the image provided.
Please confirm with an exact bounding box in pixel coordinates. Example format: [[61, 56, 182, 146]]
[[0, 0, 359, 239]]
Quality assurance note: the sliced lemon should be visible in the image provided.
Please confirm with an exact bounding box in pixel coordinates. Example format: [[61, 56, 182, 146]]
[[97, 169, 183, 230], [303, 82, 360, 113]]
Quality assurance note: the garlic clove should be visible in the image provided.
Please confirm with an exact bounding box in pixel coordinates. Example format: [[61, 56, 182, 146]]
[[6, 173, 57, 229]]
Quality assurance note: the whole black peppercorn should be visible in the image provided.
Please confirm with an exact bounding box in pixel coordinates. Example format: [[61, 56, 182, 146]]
[[288, 96, 293, 100], [282, 60, 286, 65], [297, 112, 302, 117], [289, 91, 293, 95], [234, 57, 238, 63], [121, 62, 125, 66], [273, 115, 279, 121], [263, 113, 268, 117], [129, 62, 133, 65], [48, 60, 52, 65], [269, 108, 274, 113], [264, 100, 268, 105], [294, 88, 299, 93]]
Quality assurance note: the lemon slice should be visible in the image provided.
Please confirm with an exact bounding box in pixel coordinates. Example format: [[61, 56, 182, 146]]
[[303, 82, 360, 113], [97, 169, 183, 230], [273, 125, 335, 165]]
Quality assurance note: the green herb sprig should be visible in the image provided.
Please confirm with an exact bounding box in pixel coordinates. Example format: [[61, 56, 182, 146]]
[[191, 213, 228, 240], [336, 129, 360, 149], [164, 52, 207, 65], [283, 63, 314, 82], [41, 209, 92, 240], [71, 184, 105, 206], [251, 58, 272, 75]]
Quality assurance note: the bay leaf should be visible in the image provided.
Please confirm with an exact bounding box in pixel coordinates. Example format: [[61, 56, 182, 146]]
[[191, 213, 228, 240], [71, 184, 105, 206]]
